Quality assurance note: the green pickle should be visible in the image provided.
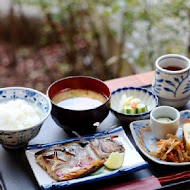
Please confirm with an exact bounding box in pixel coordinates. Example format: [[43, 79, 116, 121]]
[[123, 105, 136, 114], [136, 103, 147, 113], [123, 103, 147, 114], [121, 96, 148, 115]]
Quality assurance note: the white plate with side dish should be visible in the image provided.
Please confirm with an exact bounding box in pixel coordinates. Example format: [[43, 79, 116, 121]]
[[130, 110, 190, 166], [26, 127, 148, 189]]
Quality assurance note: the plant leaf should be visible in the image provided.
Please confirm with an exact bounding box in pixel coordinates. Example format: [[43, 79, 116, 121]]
[[182, 90, 189, 94], [164, 87, 174, 93], [156, 79, 164, 82], [165, 80, 175, 87], [174, 78, 180, 83], [155, 87, 161, 91]]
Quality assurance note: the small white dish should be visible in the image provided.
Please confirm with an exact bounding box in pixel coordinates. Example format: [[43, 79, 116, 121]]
[[110, 87, 158, 123], [25, 127, 148, 189], [150, 106, 180, 140], [130, 110, 190, 166]]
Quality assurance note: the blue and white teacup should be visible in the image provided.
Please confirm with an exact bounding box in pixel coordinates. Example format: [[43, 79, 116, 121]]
[[152, 54, 190, 108]]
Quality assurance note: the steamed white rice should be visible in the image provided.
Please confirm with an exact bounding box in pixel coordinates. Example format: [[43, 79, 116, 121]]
[[0, 99, 42, 130]]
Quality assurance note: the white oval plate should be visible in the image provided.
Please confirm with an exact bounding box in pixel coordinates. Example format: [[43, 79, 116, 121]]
[[130, 110, 190, 166]]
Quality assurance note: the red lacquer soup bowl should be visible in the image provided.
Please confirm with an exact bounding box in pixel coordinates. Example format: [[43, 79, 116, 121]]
[[47, 76, 110, 134]]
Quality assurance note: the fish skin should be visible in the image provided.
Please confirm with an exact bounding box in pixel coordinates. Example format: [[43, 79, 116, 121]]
[[35, 136, 125, 181], [90, 136, 125, 159]]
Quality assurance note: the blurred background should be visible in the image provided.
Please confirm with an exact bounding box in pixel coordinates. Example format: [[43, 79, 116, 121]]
[[0, 0, 190, 93]]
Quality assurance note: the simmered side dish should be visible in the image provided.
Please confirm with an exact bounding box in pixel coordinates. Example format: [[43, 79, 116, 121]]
[[150, 134, 190, 163]]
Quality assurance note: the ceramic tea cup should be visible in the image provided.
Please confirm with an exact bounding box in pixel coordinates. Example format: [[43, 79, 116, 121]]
[[152, 54, 190, 108], [150, 106, 180, 140]]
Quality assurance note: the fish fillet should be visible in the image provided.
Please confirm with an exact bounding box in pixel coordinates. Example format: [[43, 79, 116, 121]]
[[35, 136, 125, 181]]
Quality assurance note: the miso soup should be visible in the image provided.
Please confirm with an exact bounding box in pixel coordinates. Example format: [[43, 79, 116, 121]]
[[52, 89, 107, 110]]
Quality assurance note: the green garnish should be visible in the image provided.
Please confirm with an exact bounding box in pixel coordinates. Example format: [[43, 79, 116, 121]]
[[90, 166, 105, 176]]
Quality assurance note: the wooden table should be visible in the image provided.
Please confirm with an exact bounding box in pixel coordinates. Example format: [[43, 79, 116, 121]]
[[105, 71, 154, 91], [1, 71, 190, 190]]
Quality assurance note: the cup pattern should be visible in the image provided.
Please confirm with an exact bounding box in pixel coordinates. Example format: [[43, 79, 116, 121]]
[[153, 70, 190, 98]]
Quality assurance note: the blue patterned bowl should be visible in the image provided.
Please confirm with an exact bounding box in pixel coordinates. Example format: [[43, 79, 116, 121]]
[[110, 87, 158, 123], [0, 87, 52, 149]]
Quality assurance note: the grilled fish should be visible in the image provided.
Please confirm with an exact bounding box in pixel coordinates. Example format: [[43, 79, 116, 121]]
[[35, 135, 125, 181]]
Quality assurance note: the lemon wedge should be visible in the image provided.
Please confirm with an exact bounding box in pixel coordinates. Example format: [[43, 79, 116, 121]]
[[122, 96, 133, 106], [104, 152, 125, 170]]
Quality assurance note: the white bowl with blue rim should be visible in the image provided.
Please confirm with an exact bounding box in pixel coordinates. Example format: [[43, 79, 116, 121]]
[[0, 87, 52, 149], [110, 87, 158, 123]]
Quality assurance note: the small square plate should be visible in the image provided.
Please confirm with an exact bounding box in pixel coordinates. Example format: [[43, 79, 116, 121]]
[[130, 110, 190, 166], [26, 127, 148, 189]]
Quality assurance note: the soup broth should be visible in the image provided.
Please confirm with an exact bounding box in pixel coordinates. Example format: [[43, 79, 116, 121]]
[[52, 89, 107, 110]]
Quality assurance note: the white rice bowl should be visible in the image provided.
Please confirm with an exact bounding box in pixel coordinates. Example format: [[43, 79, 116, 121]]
[[0, 87, 52, 149], [0, 99, 43, 130]]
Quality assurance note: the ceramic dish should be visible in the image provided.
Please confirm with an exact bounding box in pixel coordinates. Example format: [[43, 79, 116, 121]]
[[111, 87, 158, 123], [26, 127, 148, 189], [47, 76, 111, 134], [0, 87, 52, 149], [130, 110, 190, 166]]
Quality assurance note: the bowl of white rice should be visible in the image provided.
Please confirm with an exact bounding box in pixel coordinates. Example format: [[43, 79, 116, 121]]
[[0, 87, 52, 149]]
